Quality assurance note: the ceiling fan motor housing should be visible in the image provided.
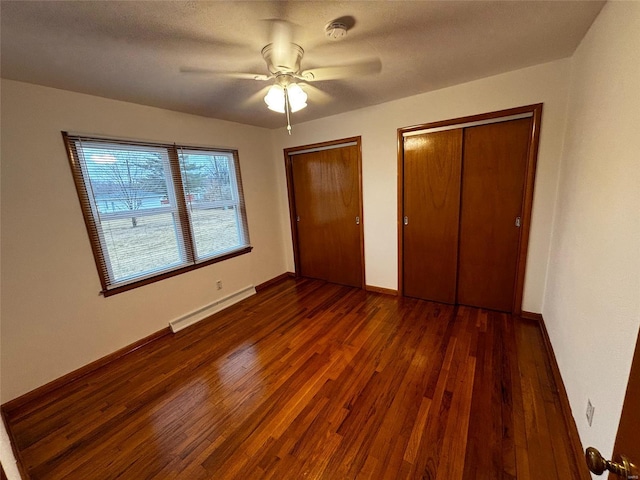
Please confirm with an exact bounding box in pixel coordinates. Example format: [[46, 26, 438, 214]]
[[261, 43, 304, 75]]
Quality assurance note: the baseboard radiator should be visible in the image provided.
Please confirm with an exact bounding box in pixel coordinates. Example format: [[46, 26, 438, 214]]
[[169, 285, 256, 333]]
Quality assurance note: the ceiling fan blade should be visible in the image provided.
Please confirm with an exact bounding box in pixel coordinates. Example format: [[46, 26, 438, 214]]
[[301, 58, 382, 82], [180, 67, 270, 81], [302, 84, 332, 105], [241, 85, 273, 108]]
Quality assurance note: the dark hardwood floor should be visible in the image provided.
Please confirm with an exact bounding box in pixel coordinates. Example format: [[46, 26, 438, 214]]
[[5, 278, 583, 479]]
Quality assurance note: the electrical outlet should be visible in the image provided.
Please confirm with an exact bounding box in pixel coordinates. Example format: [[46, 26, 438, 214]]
[[216, 280, 223, 290], [586, 399, 595, 426]]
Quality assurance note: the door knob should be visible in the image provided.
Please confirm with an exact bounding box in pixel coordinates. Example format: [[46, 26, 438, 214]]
[[586, 447, 638, 478]]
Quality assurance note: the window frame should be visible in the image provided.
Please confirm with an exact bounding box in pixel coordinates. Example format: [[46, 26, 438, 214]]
[[63, 132, 252, 297], [177, 147, 249, 262]]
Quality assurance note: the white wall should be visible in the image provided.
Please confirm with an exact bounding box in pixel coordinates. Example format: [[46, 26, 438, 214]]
[[0, 80, 288, 402], [3, 5, 636, 470], [543, 1, 640, 469], [272, 58, 572, 313], [0, 79, 21, 475]]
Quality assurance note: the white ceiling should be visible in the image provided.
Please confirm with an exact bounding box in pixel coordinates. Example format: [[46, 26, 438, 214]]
[[1, 1, 604, 129]]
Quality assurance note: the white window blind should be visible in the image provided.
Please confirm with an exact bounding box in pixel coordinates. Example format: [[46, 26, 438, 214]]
[[63, 134, 251, 295]]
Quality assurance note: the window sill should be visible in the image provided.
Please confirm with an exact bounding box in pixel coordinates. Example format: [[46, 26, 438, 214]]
[[101, 245, 253, 297]]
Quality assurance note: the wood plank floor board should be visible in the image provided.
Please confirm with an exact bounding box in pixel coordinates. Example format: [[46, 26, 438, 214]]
[[5, 278, 584, 479]]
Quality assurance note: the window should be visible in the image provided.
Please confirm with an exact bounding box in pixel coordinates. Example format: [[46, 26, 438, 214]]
[[63, 133, 251, 296]]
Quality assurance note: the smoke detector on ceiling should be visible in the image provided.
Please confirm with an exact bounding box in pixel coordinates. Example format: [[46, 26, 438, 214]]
[[325, 22, 348, 41]]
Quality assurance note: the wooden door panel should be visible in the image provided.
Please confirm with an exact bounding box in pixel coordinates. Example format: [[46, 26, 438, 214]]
[[292, 145, 362, 288], [403, 129, 463, 303], [609, 329, 640, 479], [292, 152, 327, 281], [457, 118, 532, 312]]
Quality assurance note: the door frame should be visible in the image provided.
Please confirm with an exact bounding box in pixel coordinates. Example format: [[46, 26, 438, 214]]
[[284, 136, 366, 289], [397, 104, 543, 314], [608, 327, 640, 479]]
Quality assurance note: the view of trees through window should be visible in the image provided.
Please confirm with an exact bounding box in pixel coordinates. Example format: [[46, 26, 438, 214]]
[[69, 137, 249, 290], [179, 150, 242, 260], [85, 146, 169, 226]]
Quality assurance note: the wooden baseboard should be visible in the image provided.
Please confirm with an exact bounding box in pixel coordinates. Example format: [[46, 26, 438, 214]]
[[255, 272, 295, 292], [521, 311, 543, 322], [4, 273, 291, 414], [365, 285, 398, 296], [529, 313, 591, 480], [256, 277, 396, 297], [1, 327, 171, 415]]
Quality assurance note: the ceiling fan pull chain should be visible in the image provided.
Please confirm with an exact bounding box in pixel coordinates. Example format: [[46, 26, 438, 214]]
[[284, 85, 292, 135]]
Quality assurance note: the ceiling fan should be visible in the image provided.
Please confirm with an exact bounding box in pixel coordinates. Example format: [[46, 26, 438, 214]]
[[181, 20, 382, 134]]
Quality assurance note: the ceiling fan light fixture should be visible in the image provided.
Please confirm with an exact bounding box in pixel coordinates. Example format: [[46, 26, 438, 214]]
[[264, 84, 286, 113], [264, 83, 307, 114], [287, 84, 308, 112]]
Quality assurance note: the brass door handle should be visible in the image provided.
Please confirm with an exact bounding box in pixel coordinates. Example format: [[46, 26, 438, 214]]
[[586, 447, 638, 479]]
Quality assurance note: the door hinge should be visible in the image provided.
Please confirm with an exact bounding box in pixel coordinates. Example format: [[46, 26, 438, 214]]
[[356, 216, 360, 225], [515, 216, 521, 227], [296, 215, 300, 222], [404, 216, 409, 226]]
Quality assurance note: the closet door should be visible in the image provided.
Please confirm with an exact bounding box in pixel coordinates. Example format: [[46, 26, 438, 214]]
[[457, 118, 532, 312], [403, 129, 463, 303], [291, 144, 363, 288]]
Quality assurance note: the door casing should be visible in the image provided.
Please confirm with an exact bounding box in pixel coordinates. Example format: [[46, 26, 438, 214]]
[[284, 136, 365, 289], [397, 104, 543, 314]]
